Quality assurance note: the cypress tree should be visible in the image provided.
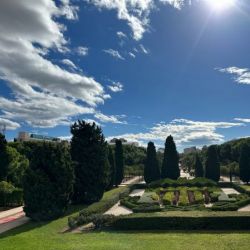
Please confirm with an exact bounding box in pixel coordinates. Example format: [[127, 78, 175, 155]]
[[115, 140, 124, 186], [107, 146, 115, 189], [161, 135, 180, 180], [194, 154, 204, 178], [70, 120, 109, 203], [144, 142, 160, 183], [239, 144, 250, 184], [205, 145, 220, 182], [0, 133, 9, 181], [23, 142, 74, 221]]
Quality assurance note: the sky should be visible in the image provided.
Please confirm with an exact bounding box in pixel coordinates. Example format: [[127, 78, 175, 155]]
[[1, 0, 250, 151]]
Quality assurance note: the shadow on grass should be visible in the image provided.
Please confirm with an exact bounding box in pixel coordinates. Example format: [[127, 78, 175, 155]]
[[96, 228, 250, 235], [0, 204, 86, 239]]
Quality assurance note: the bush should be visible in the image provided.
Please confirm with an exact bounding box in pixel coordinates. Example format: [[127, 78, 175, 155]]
[[162, 192, 173, 205], [23, 143, 74, 221], [120, 196, 140, 210], [91, 214, 117, 229], [68, 186, 130, 228], [132, 203, 161, 213], [138, 192, 159, 204], [148, 178, 217, 189], [0, 181, 23, 207], [112, 212, 250, 230]]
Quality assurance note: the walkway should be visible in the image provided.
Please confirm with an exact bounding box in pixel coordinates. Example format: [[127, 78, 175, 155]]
[[0, 207, 29, 234]]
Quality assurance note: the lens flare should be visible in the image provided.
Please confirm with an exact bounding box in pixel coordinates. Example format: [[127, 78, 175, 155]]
[[206, 0, 236, 12]]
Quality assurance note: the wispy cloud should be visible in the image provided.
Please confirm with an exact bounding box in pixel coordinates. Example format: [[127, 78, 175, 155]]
[[94, 112, 127, 124], [218, 67, 250, 85], [61, 59, 78, 70], [107, 118, 244, 148], [129, 52, 136, 58], [76, 46, 89, 56], [117, 31, 127, 39], [234, 118, 250, 123], [103, 49, 125, 60], [140, 44, 149, 54], [108, 82, 124, 92]]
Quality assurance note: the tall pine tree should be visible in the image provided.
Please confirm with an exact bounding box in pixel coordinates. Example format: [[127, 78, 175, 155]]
[[107, 146, 115, 190], [144, 142, 160, 183], [70, 121, 110, 203], [205, 145, 220, 182], [194, 154, 204, 178], [239, 144, 250, 184], [0, 133, 9, 181], [115, 140, 124, 186], [161, 135, 180, 180]]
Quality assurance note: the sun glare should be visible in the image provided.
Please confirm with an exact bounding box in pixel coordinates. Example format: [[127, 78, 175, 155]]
[[206, 0, 236, 12]]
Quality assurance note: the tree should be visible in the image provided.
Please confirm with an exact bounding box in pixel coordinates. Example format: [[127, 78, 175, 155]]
[[107, 146, 115, 189], [114, 140, 124, 186], [144, 142, 160, 183], [161, 135, 180, 180], [239, 144, 250, 184], [70, 120, 109, 203], [205, 145, 220, 182], [194, 154, 203, 178], [0, 133, 9, 181], [23, 143, 74, 221]]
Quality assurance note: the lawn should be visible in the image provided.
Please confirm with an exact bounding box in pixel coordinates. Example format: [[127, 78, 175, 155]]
[[240, 185, 250, 192], [0, 190, 250, 250]]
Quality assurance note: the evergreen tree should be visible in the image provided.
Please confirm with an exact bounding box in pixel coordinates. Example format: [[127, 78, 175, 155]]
[[70, 120, 109, 203], [161, 135, 180, 180], [144, 142, 160, 183], [115, 140, 124, 186], [194, 154, 204, 177], [205, 145, 220, 182], [0, 134, 9, 181], [23, 143, 74, 221], [107, 146, 115, 189], [239, 144, 250, 184]]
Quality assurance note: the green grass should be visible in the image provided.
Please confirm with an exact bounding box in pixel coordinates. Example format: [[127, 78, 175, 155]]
[[240, 185, 250, 192], [1, 191, 250, 250]]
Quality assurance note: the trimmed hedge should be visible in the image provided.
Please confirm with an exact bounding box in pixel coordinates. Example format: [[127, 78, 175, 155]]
[[112, 212, 250, 230], [68, 185, 131, 228], [148, 178, 217, 189], [0, 181, 23, 207]]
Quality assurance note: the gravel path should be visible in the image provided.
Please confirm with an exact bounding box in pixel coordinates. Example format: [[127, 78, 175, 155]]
[[221, 188, 240, 195], [238, 204, 250, 212]]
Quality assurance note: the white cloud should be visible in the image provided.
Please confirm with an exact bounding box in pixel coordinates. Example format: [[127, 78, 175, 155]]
[[94, 112, 127, 124], [107, 118, 244, 148], [129, 52, 136, 58], [103, 49, 125, 60], [76, 46, 89, 56], [61, 59, 78, 69], [0, 0, 110, 128], [117, 31, 127, 39], [108, 82, 124, 92], [234, 118, 250, 123], [159, 0, 185, 9], [0, 118, 20, 130], [218, 67, 250, 85], [140, 44, 149, 54], [85, 0, 154, 40]]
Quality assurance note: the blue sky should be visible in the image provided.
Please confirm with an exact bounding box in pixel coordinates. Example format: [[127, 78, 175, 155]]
[[1, 0, 250, 151]]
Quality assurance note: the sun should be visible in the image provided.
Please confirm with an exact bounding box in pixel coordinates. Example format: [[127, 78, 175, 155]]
[[206, 0, 236, 12]]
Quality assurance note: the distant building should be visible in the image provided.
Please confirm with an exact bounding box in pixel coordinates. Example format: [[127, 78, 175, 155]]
[[17, 132, 61, 143], [183, 146, 197, 154], [108, 138, 139, 147]]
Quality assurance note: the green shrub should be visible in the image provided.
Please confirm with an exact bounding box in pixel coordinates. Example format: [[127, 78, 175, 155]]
[[194, 191, 204, 204], [162, 192, 174, 205], [210, 192, 220, 202], [132, 203, 161, 213], [120, 196, 140, 210], [0, 181, 23, 207], [178, 188, 189, 206], [68, 186, 130, 228], [112, 212, 250, 230], [138, 192, 159, 204], [91, 214, 117, 229]]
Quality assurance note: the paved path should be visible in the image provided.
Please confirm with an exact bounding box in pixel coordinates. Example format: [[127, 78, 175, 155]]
[[105, 189, 145, 216], [221, 188, 240, 195], [0, 207, 29, 234], [238, 204, 250, 212], [119, 176, 142, 186]]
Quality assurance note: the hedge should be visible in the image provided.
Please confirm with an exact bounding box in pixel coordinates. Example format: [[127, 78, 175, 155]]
[[68, 185, 132, 228], [112, 212, 250, 230], [148, 178, 217, 189], [0, 181, 23, 207]]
